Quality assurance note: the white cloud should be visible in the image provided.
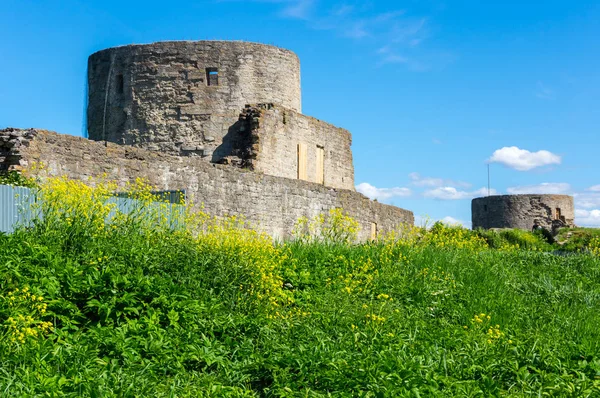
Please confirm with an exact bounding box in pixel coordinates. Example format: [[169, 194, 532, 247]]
[[535, 81, 556, 100], [575, 209, 600, 227], [409, 172, 471, 188], [414, 215, 472, 229], [356, 182, 411, 201], [506, 183, 571, 195], [229, 0, 448, 71], [441, 216, 471, 228], [488, 146, 561, 171], [423, 187, 494, 200], [587, 185, 600, 192], [574, 193, 600, 209], [280, 0, 315, 19]]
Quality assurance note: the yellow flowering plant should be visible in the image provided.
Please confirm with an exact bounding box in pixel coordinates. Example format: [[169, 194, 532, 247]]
[[1, 287, 52, 348]]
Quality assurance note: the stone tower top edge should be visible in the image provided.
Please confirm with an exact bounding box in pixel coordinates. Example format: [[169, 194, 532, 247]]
[[88, 40, 300, 60], [473, 194, 574, 201]]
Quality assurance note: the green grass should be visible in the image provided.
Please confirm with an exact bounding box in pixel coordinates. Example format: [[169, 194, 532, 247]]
[[555, 227, 600, 253], [0, 179, 599, 396]]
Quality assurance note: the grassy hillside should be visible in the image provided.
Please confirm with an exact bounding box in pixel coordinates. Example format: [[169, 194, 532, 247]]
[[0, 177, 599, 396]]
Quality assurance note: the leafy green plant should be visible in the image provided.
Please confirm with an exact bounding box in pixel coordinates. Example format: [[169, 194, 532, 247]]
[[0, 170, 38, 188], [0, 176, 599, 396]]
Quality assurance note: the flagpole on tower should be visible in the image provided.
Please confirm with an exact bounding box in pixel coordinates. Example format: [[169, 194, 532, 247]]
[[487, 164, 491, 197]]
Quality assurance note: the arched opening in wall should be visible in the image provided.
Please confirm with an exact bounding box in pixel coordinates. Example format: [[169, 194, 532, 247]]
[[206, 68, 219, 86]]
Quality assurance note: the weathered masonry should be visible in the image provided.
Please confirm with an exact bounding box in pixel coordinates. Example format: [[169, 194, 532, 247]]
[[0, 128, 413, 241], [87, 41, 355, 190], [472, 194, 575, 233], [2, 40, 414, 240]]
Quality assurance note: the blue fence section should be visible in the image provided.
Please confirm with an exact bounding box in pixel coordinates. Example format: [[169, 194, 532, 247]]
[[0, 185, 37, 233], [0, 185, 186, 234]]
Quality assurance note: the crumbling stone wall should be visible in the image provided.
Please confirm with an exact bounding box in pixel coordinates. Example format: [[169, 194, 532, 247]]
[[472, 195, 575, 232], [218, 104, 355, 191], [1, 128, 413, 241], [87, 41, 301, 157]]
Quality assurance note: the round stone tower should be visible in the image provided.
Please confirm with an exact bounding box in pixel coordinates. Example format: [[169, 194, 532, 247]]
[[87, 41, 301, 156], [472, 194, 575, 233]]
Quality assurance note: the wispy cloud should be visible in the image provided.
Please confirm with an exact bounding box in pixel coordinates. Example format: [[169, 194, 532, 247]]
[[414, 215, 472, 229], [440, 216, 471, 228], [224, 0, 449, 71], [280, 0, 315, 19], [587, 185, 600, 192], [488, 146, 561, 171], [573, 192, 600, 209], [409, 172, 471, 188], [356, 182, 411, 201], [506, 182, 571, 195], [575, 209, 600, 227], [423, 186, 495, 200], [535, 81, 556, 100]]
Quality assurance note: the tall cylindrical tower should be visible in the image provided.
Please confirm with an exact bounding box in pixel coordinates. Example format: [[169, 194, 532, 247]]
[[472, 194, 575, 232], [87, 41, 301, 156]]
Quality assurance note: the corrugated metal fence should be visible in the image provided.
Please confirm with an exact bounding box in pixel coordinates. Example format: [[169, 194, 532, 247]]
[[0, 185, 37, 234], [0, 185, 185, 234]]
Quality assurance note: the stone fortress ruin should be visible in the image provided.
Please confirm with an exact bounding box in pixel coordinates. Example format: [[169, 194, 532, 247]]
[[1, 40, 580, 237], [472, 194, 575, 234], [1, 40, 413, 240]]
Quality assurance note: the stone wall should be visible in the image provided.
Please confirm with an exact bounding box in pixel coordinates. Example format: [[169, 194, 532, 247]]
[[1, 128, 413, 241], [219, 104, 355, 191], [87, 41, 301, 157], [472, 194, 575, 232]]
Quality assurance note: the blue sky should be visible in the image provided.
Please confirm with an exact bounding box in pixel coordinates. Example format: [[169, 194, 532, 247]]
[[2, 0, 600, 227]]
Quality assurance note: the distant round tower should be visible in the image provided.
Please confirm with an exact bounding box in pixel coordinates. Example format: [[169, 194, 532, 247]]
[[87, 41, 301, 155], [472, 194, 575, 232]]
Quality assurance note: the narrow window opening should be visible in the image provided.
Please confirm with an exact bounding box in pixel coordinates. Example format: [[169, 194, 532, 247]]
[[555, 207, 562, 220], [484, 205, 488, 212], [206, 68, 219, 86], [116, 74, 124, 94]]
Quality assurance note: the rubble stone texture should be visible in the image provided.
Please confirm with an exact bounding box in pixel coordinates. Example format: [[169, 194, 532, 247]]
[[2, 40, 416, 241], [87, 41, 301, 158], [1, 128, 413, 241], [224, 104, 355, 190], [472, 194, 575, 233]]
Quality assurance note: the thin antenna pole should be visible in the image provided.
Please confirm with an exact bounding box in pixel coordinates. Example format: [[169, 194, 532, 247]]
[[487, 164, 490, 196]]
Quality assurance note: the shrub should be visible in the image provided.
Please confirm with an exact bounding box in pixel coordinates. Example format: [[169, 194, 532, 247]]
[[0, 176, 599, 396], [0, 170, 38, 188]]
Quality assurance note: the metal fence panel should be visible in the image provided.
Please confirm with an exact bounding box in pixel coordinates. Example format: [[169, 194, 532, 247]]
[[0, 185, 37, 233], [0, 185, 185, 234]]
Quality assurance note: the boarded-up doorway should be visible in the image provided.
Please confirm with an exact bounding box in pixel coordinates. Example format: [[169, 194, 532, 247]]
[[297, 143, 308, 181], [316, 145, 325, 185], [370, 222, 378, 240]]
